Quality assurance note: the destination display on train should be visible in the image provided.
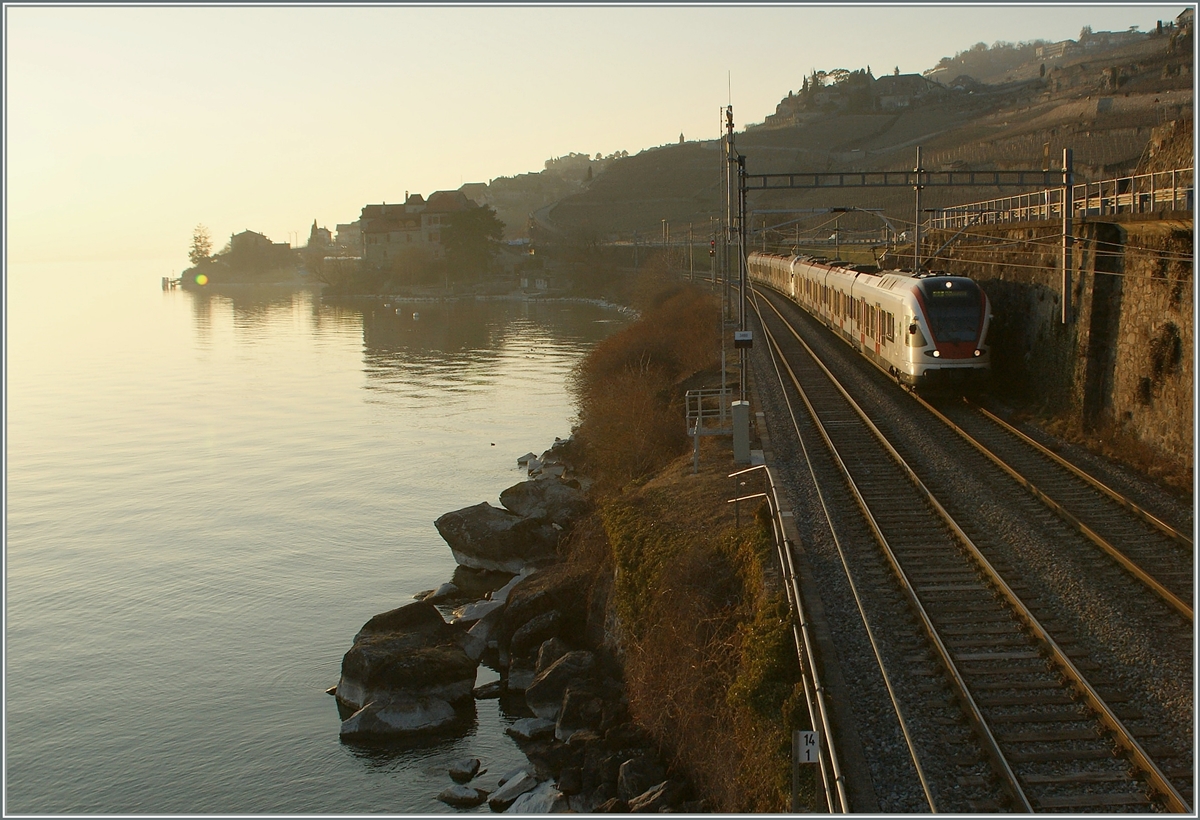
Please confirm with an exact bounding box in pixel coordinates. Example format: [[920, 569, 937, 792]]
[[930, 289, 971, 298]]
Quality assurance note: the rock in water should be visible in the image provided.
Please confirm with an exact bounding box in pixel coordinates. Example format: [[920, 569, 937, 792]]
[[437, 784, 487, 808], [336, 600, 479, 713], [339, 696, 457, 739], [505, 716, 556, 742], [434, 502, 559, 573], [448, 757, 481, 783]]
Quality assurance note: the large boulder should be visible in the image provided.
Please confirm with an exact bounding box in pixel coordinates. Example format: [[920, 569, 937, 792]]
[[435, 502, 559, 573], [488, 770, 539, 811], [498, 478, 589, 528], [506, 780, 569, 813], [336, 601, 479, 712], [525, 651, 598, 721], [556, 687, 605, 742], [617, 756, 667, 802], [627, 781, 676, 813], [509, 611, 563, 659], [495, 563, 593, 660]]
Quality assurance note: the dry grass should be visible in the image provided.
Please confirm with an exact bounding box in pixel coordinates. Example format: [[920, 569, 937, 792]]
[[1033, 413, 1193, 498], [560, 278, 805, 810], [598, 440, 803, 812]]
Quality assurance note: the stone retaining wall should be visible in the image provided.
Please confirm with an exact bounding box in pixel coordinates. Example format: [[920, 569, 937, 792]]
[[939, 216, 1193, 467]]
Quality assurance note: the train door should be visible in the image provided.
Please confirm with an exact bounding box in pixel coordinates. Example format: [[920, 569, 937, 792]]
[[878, 301, 888, 352]]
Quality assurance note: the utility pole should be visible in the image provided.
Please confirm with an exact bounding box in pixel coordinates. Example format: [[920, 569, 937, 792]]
[[1062, 147, 1073, 324], [913, 146, 924, 272], [709, 216, 717, 290], [724, 105, 735, 323], [689, 223, 694, 282], [735, 151, 748, 404]]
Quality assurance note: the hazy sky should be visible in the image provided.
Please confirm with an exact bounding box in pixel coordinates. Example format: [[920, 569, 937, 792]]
[[5, 3, 1186, 267]]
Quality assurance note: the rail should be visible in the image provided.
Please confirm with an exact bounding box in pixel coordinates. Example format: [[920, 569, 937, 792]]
[[932, 167, 1193, 229], [753, 284, 1191, 812]]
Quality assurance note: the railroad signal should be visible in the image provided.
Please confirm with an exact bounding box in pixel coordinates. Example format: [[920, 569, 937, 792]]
[[709, 239, 716, 257]]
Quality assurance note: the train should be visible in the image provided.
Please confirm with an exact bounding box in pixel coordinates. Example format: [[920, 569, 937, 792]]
[[747, 252, 992, 390]]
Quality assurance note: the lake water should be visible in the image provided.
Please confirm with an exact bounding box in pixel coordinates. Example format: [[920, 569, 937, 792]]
[[4, 260, 629, 814]]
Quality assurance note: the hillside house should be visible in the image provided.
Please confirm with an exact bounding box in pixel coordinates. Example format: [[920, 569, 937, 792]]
[[1035, 40, 1080, 60], [873, 73, 945, 110]]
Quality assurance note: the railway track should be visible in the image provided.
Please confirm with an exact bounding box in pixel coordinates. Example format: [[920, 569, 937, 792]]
[[750, 284, 1192, 813], [922, 396, 1193, 620]]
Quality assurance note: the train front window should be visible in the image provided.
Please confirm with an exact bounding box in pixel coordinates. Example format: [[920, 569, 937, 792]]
[[920, 281, 982, 343]]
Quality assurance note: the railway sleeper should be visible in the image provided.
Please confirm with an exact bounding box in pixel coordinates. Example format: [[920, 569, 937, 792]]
[[936, 624, 1022, 638], [1005, 747, 1119, 763], [1023, 771, 1136, 784], [1033, 793, 1154, 810], [986, 710, 1098, 725], [996, 728, 1108, 743], [944, 635, 1033, 648], [972, 692, 1077, 706], [967, 679, 1071, 691], [928, 610, 1019, 624]]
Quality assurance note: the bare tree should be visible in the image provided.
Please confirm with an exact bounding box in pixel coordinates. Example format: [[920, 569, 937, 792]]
[[189, 224, 213, 267]]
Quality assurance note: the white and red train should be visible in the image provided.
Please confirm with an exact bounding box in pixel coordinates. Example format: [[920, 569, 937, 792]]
[[747, 252, 992, 390]]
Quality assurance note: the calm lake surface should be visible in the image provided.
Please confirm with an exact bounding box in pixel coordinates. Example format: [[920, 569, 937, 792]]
[[5, 260, 629, 814]]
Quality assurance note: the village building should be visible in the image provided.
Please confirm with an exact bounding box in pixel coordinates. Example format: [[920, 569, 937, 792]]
[[335, 221, 361, 252], [230, 229, 290, 253], [360, 190, 478, 268], [308, 221, 333, 248]]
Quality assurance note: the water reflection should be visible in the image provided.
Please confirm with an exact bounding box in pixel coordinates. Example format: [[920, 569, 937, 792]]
[[185, 284, 361, 342], [359, 300, 622, 402]]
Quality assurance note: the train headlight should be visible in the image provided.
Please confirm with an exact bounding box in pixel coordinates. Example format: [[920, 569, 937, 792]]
[[974, 349, 981, 357], [932, 350, 940, 358]]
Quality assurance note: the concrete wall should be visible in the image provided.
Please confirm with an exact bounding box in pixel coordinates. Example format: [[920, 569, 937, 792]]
[[940, 216, 1193, 467]]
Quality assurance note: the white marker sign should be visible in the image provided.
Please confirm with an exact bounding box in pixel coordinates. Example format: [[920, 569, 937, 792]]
[[798, 730, 819, 763]]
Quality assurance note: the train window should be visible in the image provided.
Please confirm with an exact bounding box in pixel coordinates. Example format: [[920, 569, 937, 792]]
[[887, 312, 895, 341]]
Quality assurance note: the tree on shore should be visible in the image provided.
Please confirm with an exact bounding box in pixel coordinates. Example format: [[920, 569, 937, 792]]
[[442, 205, 505, 277], [189, 224, 213, 266]]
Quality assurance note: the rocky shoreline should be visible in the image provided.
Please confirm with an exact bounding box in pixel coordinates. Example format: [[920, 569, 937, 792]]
[[328, 440, 701, 813]]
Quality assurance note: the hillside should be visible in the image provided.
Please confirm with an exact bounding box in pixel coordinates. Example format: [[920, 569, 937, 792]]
[[535, 21, 1192, 245]]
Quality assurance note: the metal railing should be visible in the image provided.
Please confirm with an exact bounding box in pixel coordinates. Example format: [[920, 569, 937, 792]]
[[932, 167, 1193, 229], [729, 464, 849, 813], [686, 387, 732, 473], [685, 387, 731, 434]]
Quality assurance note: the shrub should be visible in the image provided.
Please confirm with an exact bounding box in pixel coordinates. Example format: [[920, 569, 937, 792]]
[[570, 273, 719, 491]]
